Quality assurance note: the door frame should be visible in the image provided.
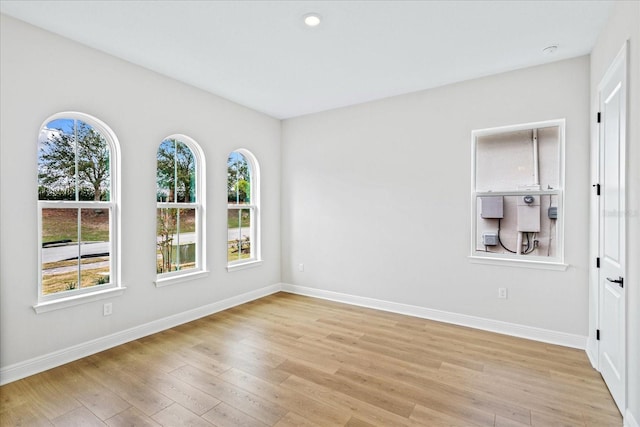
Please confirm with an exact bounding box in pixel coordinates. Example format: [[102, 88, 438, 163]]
[[590, 40, 628, 414]]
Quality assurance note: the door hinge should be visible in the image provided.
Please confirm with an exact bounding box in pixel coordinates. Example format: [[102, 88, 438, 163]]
[[596, 257, 600, 268], [597, 112, 601, 123], [597, 329, 600, 340], [593, 183, 601, 195]]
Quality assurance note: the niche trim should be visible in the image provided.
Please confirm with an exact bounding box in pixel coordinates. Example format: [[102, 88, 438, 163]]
[[470, 119, 566, 269]]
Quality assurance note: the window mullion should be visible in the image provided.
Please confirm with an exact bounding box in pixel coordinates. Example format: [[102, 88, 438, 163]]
[[39, 200, 112, 209], [250, 206, 256, 259], [74, 119, 79, 201], [240, 207, 245, 262], [157, 202, 197, 209], [228, 203, 256, 209], [77, 207, 81, 289], [176, 208, 181, 270], [173, 138, 178, 203]]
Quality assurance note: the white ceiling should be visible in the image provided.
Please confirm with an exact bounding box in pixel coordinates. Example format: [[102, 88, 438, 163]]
[[0, 1, 613, 119]]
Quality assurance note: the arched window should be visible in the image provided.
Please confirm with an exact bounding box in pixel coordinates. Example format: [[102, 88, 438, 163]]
[[156, 135, 206, 284], [37, 113, 121, 307], [227, 149, 261, 269]]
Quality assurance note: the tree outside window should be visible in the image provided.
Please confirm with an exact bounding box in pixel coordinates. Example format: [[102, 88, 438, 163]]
[[39, 119, 110, 202]]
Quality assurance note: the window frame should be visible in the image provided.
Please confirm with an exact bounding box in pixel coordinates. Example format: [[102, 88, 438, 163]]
[[155, 134, 207, 287], [469, 118, 567, 270], [227, 149, 262, 272], [34, 112, 124, 313]]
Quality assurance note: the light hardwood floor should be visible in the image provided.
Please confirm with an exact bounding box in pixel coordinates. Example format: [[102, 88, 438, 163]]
[[0, 292, 622, 426]]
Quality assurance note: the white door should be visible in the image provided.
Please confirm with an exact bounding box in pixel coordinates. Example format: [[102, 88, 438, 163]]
[[598, 42, 627, 414]]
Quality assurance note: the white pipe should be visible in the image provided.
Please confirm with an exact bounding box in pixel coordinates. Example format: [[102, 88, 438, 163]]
[[532, 129, 539, 186], [516, 232, 523, 255]]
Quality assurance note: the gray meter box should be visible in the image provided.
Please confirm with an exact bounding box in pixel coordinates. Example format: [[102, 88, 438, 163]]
[[517, 195, 541, 232], [480, 196, 504, 219], [482, 232, 499, 246]]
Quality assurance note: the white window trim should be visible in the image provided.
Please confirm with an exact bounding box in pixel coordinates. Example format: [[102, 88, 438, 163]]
[[36, 112, 123, 312], [154, 270, 209, 287], [227, 259, 264, 273], [227, 149, 262, 271], [470, 118, 566, 269], [155, 135, 206, 285], [33, 287, 126, 314]]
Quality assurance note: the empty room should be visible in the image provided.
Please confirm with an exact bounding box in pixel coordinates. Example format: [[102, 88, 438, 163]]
[[0, 1, 638, 426]]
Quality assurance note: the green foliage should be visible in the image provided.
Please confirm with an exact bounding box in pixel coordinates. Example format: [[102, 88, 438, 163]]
[[236, 179, 250, 202], [227, 209, 251, 228], [95, 275, 110, 285], [41, 208, 110, 244], [38, 120, 110, 201], [227, 152, 251, 203], [38, 186, 103, 201], [65, 281, 77, 291], [157, 139, 196, 202]]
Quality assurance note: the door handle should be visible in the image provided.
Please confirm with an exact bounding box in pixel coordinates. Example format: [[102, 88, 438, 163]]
[[606, 276, 624, 288]]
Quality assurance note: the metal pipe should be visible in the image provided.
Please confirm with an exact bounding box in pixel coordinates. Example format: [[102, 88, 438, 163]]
[[532, 129, 539, 186], [516, 231, 523, 255]]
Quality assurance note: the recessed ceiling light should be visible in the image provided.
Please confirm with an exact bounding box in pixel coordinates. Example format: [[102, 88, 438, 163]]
[[303, 13, 321, 27], [543, 45, 558, 55]]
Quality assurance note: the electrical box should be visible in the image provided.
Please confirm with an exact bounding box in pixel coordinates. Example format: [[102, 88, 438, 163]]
[[548, 206, 558, 219], [482, 232, 498, 246], [517, 195, 540, 232], [480, 196, 504, 219]]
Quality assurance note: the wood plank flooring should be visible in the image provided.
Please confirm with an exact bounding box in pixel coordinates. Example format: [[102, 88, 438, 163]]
[[0, 292, 622, 426]]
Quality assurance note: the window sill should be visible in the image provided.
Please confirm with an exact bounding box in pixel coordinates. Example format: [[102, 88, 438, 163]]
[[227, 259, 263, 273], [33, 286, 127, 314], [468, 255, 568, 271], [155, 270, 209, 288]]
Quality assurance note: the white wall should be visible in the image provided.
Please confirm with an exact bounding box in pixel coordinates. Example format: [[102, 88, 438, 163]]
[[589, 1, 640, 424], [282, 56, 590, 336], [0, 15, 281, 371], [3, 10, 633, 415]]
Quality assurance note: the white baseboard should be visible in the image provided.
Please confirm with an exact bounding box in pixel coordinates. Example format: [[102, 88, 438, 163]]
[[0, 281, 590, 386], [280, 283, 587, 349], [0, 284, 281, 386], [585, 337, 599, 369], [626, 409, 640, 427]]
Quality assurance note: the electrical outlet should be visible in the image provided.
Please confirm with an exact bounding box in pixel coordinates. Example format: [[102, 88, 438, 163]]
[[298, 263, 304, 272], [498, 288, 508, 299], [103, 302, 113, 316]]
